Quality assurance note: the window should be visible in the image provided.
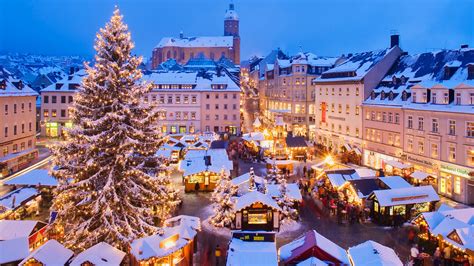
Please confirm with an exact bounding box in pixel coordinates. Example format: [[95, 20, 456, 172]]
[[13, 104, 17, 114], [431, 143, 438, 158], [395, 113, 400, 124], [331, 88, 334, 95], [408, 116, 413, 129], [44, 96, 49, 104], [467, 122, 474, 137], [408, 139, 413, 151], [467, 149, 474, 166], [159, 96, 165, 104], [4, 104, 7, 115], [371, 111, 376, 120], [355, 106, 360, 115], [12, 144, 17, 153], [454, 177, 461, 195], [448, 145, 456, 162], [338, 104, 342, 114], [61, 109, 66, 117], [167, 96, 172, 104], [233, 93, 237, 99], [355, 87, 359, 96], [443, 93, 449, 104], [331, 104, 335, 113], [224, 114, 228, 120], [43, 109, 49, 117], [422, 92, 427, 103], [233, 114, 237, 120], [449, 120, 456, 135], [192, 96, 197, 104], [388, 112, 393, 123], [52, 109, 57, 117], [28, 102, 32, 112], [412, 92, 417, 103], [215, 114, 219, 120], [28, 140, 32, 148], [224, 104, 228, 110], [175, 112, 181, 119], [469, 93, 474, 105], [355, 128, 359, 137], [339, 88, 342, 96], [52, 96, 57, 104], [395, 135, 400, 146], [382, 112, 386, 122], [215, 94, 219, 99], [346, 126, 350, 135], [346, 88, 350, 96], [61, 96, 66, 103], [418, 117, 424, 130], [206, 104, 210, 110], [29, 122, 32, 132], [13, 125, 17, 135], [184, 96, 189, 104], [233, 104, 237, 110], [376, 112, 381, 121], [205, 114, 210, 120], [215, 104, 219, 110], [191, 112, 196, 120], [346, 104, 350, 114], [4, 127, 7, 137], [21, 103, 24, 112], [175, 96, 181, 104], [432, 92, 437, 104], [432, 119, 439, 133], [206, 94, 210, 99], [418, 140, 424, 155], [183, 112, 188, 120], [456, 93, 461, 105]]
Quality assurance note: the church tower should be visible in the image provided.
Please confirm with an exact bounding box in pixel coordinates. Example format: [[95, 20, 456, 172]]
[[224, 3, 240, 64]]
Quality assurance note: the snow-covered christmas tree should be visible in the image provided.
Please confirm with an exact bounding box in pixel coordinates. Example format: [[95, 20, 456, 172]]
[[50, 8, 180, 251], [277, 177, 298, 220], [210, 169, 238, 227], [266, 162, 283, 185]]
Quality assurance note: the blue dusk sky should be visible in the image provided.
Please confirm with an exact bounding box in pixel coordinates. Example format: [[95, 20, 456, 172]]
[[0, 0, 472, 60]]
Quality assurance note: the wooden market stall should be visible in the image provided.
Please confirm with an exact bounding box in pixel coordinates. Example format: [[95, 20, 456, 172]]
[[383, 160, 414, 178], [368, 185, 439, 226], [233, 191, 282, 232], [69, 242, 126, 266]]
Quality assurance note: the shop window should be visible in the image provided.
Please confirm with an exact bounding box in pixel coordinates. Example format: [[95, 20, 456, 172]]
[[454, 177, 461, 195], [440, 178, 446, 194], [468, 150, 474, 166]]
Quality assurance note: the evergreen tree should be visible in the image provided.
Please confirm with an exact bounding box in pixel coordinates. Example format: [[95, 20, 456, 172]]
[[277, 177, 298, 220], [266, 163, 283, 185], [50, 8, 180, 251], [210, 170, 238, 227]]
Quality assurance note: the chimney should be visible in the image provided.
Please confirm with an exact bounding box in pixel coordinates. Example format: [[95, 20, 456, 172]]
[[461, 44, 469, 49], [390, 32, 400, 48]]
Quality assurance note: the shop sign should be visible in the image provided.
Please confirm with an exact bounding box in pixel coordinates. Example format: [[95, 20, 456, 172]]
[[407, 155, 435, 167], [328, 115, 346, 121], [391, 194, 428, 202], [232, 232, 275, 242], [440, 164, 471, 179]]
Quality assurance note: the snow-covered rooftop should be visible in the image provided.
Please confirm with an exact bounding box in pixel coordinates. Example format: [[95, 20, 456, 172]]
[[41, 69, 86, 92], [0, 76, 38, 97], [0, 187, 39, 211], [348, 240, 402, 266], [279, 230, 349, 265], [145, 71, 240, 92], [180, 148, 233, 177], [378, 176, 412, 189], [226, 237, 278, 266], [130, 215, 200, 261], [267, 183, 303, 202], [4, 169, 58, 187], [156, 36, 233, 48], [0, 220, 39, 240], [70, 242, 125, 266], [19, 239, 73, 266], [0, 220, 45, 264]]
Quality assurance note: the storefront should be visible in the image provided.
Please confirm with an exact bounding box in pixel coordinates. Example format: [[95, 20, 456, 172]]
[[438, 163, 474, 204], [233, 191, 282, 232], [184, 170, 221, 192], [45, 122, 59, 137], [363, 150, 399, 171]]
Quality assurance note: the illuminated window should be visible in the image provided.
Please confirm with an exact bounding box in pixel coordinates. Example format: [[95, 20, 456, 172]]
[[431, 143, 438, 158], [448, 120, 456, 135], [418, 140, 424, 155], [448, 146, 456, 162], [407, 139, 413, 151], [454, 177, 461, 195], [467, 122, 474, 137]]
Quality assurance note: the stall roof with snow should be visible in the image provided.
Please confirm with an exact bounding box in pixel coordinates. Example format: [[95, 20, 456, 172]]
[[370, 185, 439, 207], [348, 240, 402, 266], [325, 168, 363, 188], [226, 235, 278, 266], [234, 191, 281, 212], [409, 171, 433, 181], [346, 179, 382, 199], [130, 215, 200, 261], [296, 256, 328, 266], [180, 148, 232, 177], [279, 230, 349, 265], [267, 183, 303, 202], [0, 187, 39, 212], [19, 239, 73, 266], [0, 220, 47, 264], [4, 169, 58, 187], [70, 242, 126, 266], [378, 176, 412, 189]]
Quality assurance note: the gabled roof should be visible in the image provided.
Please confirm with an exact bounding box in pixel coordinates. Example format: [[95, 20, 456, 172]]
[[70, 242, 125, 266], [279, 230, 349, 265], [370, 185, 439, 207], [286, 135, 308, 148], [0, 76, 38, 97], [347, 179, 381, 199], [19, 240, 73, 266], [348, 240, 402, 266], [156, 36, 234, 48]]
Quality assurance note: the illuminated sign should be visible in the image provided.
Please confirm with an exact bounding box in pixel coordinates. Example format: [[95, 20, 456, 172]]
[[440, 164, 472, 179]]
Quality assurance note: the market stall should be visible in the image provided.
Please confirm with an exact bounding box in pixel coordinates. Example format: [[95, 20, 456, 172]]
[[368, 185, 439, 226], [233, 191, 282, 232], [383, 160, 413, 177]]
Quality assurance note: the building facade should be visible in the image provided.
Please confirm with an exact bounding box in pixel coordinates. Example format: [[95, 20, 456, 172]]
[[145, 70, 241, 135], [363, 47, 474, 204], [0, 75, 38, 177], [261, 52, 341, 138], [313, 38, 402, 153], [40, 70, 85, 137], [151, 3, 240, 68]]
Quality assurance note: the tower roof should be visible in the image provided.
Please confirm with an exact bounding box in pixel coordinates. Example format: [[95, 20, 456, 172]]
[[224, 3, 239, 20]]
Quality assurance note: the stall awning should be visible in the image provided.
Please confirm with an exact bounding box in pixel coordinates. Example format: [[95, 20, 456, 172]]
[[343, 143, 352, 151], [410, 171, 432, 181], [385, 160, 411, 170]]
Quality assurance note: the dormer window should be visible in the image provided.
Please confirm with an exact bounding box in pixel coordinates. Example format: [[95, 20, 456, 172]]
[[392, 76, 397, 85], [468, 64, 474, 80], [412, 92, 417, 103], [56, 83, 63, 90], [388, 91, 394, 100], [402, 91, 408, 101], [380, 91, 386, 100], [422, 92, 427, 103], [400, 75, 407, 85], [371, 91, 376, 100], [443, 92, 449, 104], [0, 80, 6, 90]]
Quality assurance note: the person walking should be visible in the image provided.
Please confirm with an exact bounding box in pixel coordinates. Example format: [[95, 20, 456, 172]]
[[410, 244, 420, 266], [433, 247, 441, 266]]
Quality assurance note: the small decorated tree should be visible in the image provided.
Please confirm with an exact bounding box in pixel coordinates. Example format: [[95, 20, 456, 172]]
[[210, 170, 238, 227], [277, 177, 298, 220], [266, 163, 281, 184]]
